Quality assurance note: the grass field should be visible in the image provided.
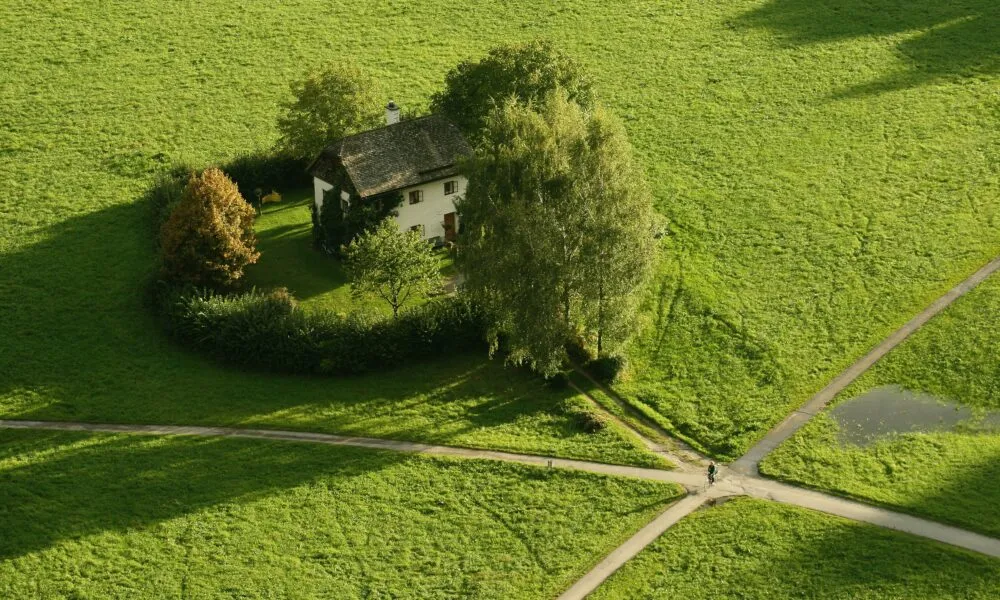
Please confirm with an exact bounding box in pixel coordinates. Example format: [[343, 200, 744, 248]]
[[2, 1, 998, 464], [0, 429, 683, 599], [591, 498, 1000, 599], [761, 274, 1000, 536], [245, 192, 456, 315]]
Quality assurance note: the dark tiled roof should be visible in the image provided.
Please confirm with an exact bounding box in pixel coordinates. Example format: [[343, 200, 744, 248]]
[[310, 115, 472, 198]]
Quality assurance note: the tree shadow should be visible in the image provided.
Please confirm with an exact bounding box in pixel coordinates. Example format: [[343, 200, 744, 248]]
[[0, 198, 570, 454], [736, 0, 999, 97], [0, 429, 404, 562]]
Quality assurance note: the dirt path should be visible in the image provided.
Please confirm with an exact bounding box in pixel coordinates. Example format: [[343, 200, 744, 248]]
[[732, 255, 1000, 475], [3, 419, 998, 561]]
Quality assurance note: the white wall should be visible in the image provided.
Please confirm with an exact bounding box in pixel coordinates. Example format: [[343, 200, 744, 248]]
[[314, 175, 466, 242], [313, 178, 334, 211], [394, 176, 466, 241]]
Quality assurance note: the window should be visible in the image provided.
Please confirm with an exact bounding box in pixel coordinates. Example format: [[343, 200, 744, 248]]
[[444, 180, 457, 195], [408, 190, 423, 204], [409, 224, 424, 236]]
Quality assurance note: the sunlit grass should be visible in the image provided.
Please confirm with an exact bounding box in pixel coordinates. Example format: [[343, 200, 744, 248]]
[[591, 498, 1000, 599], [763, 275, 1000, 535], [0, 429, 683, 599]]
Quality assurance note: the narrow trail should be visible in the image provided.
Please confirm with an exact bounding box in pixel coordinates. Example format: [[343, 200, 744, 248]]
[[732, 255, 1000, 475], [3, 419, 998, 560], [561, 255, 1000, 597]]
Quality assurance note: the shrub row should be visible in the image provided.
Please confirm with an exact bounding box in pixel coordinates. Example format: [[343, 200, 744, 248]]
[[223, 152, 309, 202], [159, 287, 488, 376]]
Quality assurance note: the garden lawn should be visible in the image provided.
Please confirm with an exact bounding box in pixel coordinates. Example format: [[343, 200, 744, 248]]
[[245, 191, 456, 315], [761, 274, 1000, 537], [2, 1, 999, 463], [590, 497, 1000, 600], [0, 429, 683, 599]]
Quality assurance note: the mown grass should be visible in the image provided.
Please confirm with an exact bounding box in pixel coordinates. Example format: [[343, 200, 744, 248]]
[[591, 497, 1000, 600], [245, 191, 456, 315], [761, 275, 1000, 536], [1, 1, 998, 464], [0, 429, 683, 599]]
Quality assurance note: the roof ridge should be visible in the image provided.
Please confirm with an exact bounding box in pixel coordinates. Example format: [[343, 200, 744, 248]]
[[323, 113, 443, 152]]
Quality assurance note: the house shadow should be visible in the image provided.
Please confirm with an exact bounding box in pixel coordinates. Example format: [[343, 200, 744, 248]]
[[736, 0, 999, 97], [0, 428, 405, 562]]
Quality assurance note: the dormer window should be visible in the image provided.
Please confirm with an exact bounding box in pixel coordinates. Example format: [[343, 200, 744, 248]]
[[408, 190, 424, 205], [444, 180, 457, 195]]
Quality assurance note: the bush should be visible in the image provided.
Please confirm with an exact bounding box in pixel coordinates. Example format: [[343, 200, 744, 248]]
[[561, 397, 609, 434], [159, 168, 260, 289], [162, 289, 488, 376], [546, 371, 570, 390], [565, 336, 594, 365], [222, 152, 308, 202], [588, 354, 627, 384]]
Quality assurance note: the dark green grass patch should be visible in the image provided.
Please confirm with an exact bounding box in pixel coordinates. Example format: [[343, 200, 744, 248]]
[[244, 192, 456, 315], [762, 275, 1000, 536], [0, 429, 683, 599], [590, 497, 1000, 600], [2, 1, 999, 464]]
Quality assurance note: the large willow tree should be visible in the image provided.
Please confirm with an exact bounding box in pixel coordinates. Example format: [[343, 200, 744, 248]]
[[458, 91, 657, 375]]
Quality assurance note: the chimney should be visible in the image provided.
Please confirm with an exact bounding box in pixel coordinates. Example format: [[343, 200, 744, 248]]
[[386, 100, 400, 125]]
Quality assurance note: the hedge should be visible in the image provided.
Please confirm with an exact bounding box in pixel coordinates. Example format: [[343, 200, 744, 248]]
[[158, 287, 488, 376]]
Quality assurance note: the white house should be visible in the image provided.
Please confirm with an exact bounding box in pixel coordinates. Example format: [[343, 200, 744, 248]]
[[308, 103, 472, 243]]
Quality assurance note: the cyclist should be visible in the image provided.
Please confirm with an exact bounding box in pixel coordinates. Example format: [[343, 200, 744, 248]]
[[707, 461, 718, 486]]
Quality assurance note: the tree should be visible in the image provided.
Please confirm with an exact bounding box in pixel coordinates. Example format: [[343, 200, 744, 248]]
[[344, 219, 442, 318], [160, 168, 260, 289], [431, 40, 595, 142], [277, 63, 384, 160], [458, 91, 657, 374]]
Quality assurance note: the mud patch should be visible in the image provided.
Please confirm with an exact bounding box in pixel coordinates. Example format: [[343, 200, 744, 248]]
[[831, 385, 1000, 446]]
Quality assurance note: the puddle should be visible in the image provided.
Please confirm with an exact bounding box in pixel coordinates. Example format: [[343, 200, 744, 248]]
[[830, 385, 1000, 447]]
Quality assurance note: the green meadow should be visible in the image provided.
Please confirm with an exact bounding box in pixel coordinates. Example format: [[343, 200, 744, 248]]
[[591, 498, 1000, 600], [0, 429, 682, 599], [761, 274, 1000, 537], [5, 1, 996, 461]]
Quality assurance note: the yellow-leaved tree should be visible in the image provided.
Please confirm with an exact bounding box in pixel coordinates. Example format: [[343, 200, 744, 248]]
[[160, 168, 259, 289]]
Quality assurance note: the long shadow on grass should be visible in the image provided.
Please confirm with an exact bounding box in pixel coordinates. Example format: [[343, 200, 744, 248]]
[[0, 200, 563, 450], [738, 0, 999, 96], [0, 429, 404, 562]]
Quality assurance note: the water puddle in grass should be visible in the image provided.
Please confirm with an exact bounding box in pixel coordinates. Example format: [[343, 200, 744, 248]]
[[830, 385, 1000, 447]]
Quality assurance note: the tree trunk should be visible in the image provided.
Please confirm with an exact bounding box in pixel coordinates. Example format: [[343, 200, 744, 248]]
[[597, 281, 604, 355]]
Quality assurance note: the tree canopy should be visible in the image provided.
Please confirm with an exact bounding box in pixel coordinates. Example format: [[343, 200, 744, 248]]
[[458, 91, 657, 375], [431, 40, 595, 142], [159, 168, 259, 289], [344, 219, 442, 318], [277, 63, 384, 160]]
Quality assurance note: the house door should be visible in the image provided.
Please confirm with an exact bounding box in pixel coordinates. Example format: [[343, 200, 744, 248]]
[[443, 212, 457, 242]]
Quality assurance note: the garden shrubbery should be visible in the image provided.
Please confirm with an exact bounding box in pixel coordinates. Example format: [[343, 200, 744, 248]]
[[158, 287, 487, 376], [223, 151, 308, 203], [587, 354, 627, 384], [560, 396, 609, 433]]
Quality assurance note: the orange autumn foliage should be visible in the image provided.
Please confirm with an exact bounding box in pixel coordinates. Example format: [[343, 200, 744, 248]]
[[160, 168, 260, 289]]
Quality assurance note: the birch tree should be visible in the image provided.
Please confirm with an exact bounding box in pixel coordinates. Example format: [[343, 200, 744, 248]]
[[458, 91, 656, 374]]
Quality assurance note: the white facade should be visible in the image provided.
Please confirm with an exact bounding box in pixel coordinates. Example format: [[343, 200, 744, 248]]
[[313, 178, 333, 211], [394, 176, 466, 241], [313, 175, 466, 242]]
